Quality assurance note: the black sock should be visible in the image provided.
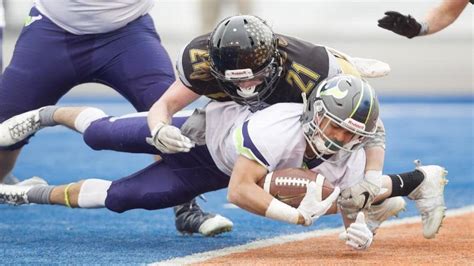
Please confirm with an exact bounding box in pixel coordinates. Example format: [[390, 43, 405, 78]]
[[389, 170, 425, 197]]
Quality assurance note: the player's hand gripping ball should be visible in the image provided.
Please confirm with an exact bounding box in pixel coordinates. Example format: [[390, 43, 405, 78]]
[[257, 168, 335, 208]]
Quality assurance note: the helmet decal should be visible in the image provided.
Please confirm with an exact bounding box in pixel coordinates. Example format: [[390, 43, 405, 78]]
[[348, 77, 375, 125], [320, 78, 350, 99]]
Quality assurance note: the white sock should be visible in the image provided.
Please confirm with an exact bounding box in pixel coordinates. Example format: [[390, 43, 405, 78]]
[[77, 179, 111, 208], [74, 108, 107, 133]]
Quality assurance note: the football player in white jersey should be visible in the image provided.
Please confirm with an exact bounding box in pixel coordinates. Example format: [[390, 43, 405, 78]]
[[0, 75, 448, 249], [0, 0, 230, 236]]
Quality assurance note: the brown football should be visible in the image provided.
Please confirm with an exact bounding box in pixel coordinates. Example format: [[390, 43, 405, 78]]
[[257, 168, 335, 208]]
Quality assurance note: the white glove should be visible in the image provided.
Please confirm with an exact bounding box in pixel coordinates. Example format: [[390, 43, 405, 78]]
[[146, 121, 195, 153], [345, 212, 373, 250], [351, 57, 391, 78], [338, 172, 382, 219], [297, 182, 340, 226]]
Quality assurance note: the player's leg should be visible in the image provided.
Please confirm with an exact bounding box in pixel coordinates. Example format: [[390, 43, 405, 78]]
[[342, 163, 447, 237], [0, 145, 233, 237], [0, 7, 81, 183], [92, 14, 232, 236], [374, 160, 448, 239], [91, 14, 175, 112], [324, 150, 405, 232], [105, 145, 233, 236], [83, 113, 162, 155], [0, 178, 110, 208], [0, 149, 21, 183], [0, 106, 104, 145], [0, 106, 188, 155]]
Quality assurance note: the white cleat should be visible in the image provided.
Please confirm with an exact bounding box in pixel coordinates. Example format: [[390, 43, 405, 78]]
[[17, 176, 48, 187], [408, 160, 449, 239], [367, 196, 406, 234], [0, 108, 43, 147], [0, 177, 47, 206], [198, 215, 234, 237]]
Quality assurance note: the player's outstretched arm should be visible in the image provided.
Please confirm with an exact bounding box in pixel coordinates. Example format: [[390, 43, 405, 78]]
[[423, 0, 469, 35], [147, 80, 199, 153], [378, 0, 469, 38], [227, 156, 339, 226]]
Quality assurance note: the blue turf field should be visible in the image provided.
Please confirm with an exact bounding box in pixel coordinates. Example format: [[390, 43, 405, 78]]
[[1, 96, 473, 264]]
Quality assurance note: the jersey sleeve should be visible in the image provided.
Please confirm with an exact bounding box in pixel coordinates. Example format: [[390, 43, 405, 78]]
[[232, 103, 306, 172], [325, 46, 361, 78]]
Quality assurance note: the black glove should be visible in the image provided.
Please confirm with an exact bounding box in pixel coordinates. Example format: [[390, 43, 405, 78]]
[[378, 11, 422, 39]]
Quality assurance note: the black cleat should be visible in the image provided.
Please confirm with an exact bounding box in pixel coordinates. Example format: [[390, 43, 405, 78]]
[[174, 198, 233, 237]]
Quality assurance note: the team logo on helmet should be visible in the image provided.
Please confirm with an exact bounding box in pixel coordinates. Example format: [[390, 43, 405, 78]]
[[320, 79, 350, 99]]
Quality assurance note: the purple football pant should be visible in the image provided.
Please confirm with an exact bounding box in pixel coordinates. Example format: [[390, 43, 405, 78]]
[[84, 114, 188, 155], [82, 114, 229, 213], [0, 7, 174, 150], [105, 145, 229, 213]]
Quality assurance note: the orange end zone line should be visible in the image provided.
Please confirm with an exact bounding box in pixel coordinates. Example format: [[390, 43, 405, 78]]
[[153, 205, 474, 265]]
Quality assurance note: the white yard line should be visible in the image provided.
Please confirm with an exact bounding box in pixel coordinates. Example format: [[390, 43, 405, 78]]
[[152, 205, 474, 266]]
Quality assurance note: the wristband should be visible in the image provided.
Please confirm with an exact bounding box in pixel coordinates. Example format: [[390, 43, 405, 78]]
[[419, 21, 429, 36], [265, 198, 300, 224]]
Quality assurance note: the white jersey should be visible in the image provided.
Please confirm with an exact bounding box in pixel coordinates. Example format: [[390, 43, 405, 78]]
[[205, 101, 365, 190], [35, 0, 154, 34]]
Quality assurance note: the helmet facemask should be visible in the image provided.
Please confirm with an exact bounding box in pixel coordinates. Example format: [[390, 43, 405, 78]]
[[211, 57, 282, 110], [302, 99, 371, 160]]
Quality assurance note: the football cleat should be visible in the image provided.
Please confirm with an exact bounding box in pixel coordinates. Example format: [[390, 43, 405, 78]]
[[16, 176, 48, 187], [408, 160, 448, 239], [0, 176, 47, 205], [174, 199, 233, 237], [367, 196, 406, 234], [0, 108, 44, 146]]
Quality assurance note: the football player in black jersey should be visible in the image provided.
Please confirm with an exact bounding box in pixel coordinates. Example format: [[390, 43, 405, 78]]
[[378, 0, 471, 38], [147, 15, 388, 232]]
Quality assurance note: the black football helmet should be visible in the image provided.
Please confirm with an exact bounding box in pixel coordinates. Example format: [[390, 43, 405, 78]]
[[209, 15, 282, 110]]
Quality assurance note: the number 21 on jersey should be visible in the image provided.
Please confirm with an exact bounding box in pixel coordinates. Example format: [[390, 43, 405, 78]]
[[285, 62, 320, 93]]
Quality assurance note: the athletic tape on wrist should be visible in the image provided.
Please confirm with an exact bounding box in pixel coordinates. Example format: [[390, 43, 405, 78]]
[[265, 198, 300, 224], [419, 21, 429, 36]]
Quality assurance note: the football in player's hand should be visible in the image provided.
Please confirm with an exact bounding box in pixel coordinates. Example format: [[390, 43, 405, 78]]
[[257, 168, 335, 208]]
